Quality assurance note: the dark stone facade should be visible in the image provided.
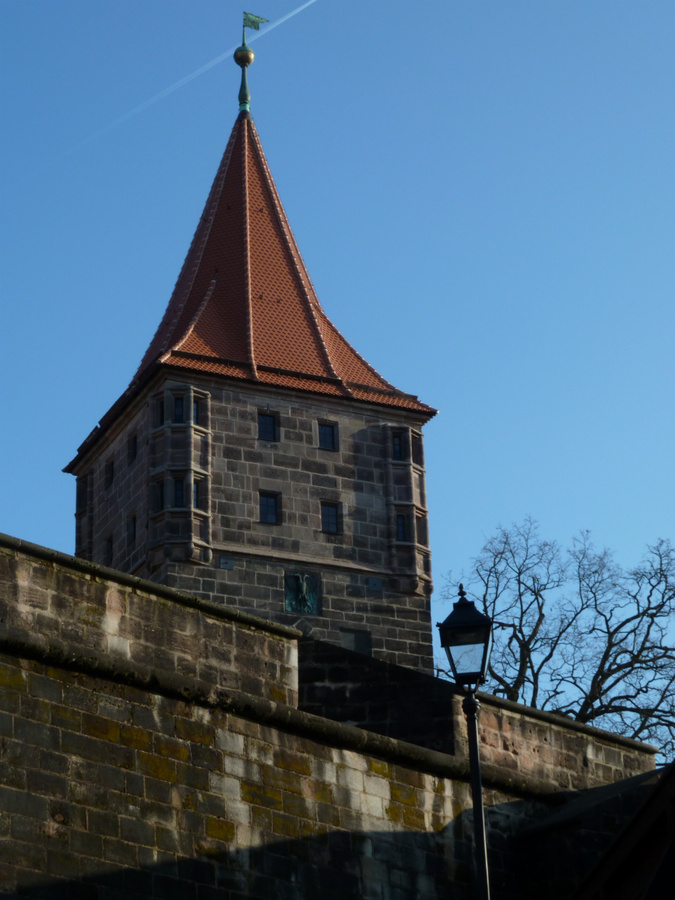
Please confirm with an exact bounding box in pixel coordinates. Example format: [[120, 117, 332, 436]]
[[298, 638, 457, 754], [69, 375, 434, 672]]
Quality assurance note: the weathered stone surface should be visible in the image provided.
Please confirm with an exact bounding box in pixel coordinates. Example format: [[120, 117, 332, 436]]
[[0, 653, 476, 899], [299, 638, 656, 792], [0, 536, 658, 899], [0, 539, 299, 708], [67, 376, 434, 672]]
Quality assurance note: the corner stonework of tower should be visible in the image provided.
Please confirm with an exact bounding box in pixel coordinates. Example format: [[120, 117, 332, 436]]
[[64, 35, 437, 673]]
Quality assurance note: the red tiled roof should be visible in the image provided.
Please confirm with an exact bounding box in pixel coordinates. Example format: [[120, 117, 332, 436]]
[[134, 112, 435, 420]]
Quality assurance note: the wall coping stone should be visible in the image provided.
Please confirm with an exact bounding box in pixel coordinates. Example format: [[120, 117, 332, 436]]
[[474, 691, 659, 755], [0, 532, 300, 640]]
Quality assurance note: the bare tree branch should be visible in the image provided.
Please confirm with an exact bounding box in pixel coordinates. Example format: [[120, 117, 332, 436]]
[[439, 521, 675, 759]]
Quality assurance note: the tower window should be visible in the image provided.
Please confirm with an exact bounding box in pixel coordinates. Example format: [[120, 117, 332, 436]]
[[411, 433, 424, 467], [174, 396, 185, 424], [259, 491, 280, 524], [318, 422, 338, 451], [193, 480, 205, 510], [193, 398, 200, 426], [416, 514, 429, 547], [156, 399, 165, 427], [105, 535, 113, 566], [417, 472, 426, 506], [392, 431, 407, 461], [76, 476, 88, 511], [174, 478, 185, 508], [104, 459, 114, 489], [396, 512, 411, 542], [320, 502, 340, 534], [258, 412, 278, 442], [154, 480, 165, 512]]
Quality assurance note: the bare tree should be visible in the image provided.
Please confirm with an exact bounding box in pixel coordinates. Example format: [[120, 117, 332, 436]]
[[440, 518, 675, 758]]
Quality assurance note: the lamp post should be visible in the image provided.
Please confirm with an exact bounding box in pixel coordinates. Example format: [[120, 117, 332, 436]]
[[437, 584, 493, 900]]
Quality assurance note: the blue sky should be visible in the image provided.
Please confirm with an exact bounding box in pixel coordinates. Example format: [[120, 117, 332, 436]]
[[2, 1, 673, 633]]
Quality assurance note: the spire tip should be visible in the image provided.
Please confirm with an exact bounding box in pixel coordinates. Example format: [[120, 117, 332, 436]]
[[234, 13, 268, 113]]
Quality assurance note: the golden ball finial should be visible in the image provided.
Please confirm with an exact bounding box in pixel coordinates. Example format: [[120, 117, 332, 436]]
[[234, 44, 255, 69]]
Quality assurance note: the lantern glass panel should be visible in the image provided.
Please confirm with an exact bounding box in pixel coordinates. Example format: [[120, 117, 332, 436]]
[[450, 641, 486, 679]]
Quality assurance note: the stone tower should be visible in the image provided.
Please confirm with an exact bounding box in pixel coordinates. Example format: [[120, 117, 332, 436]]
[[65, 38, 437, 672]]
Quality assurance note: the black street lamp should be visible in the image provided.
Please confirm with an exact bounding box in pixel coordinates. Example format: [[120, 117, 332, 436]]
[[437, 584, 493, 900]]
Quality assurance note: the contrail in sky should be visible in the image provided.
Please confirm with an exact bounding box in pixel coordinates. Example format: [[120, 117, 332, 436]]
[[56, 0, 320, 159]]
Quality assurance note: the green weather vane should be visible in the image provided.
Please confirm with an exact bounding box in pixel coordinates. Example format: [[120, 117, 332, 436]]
[[234, 12, 269, 112], [243, 11, 268, 41]]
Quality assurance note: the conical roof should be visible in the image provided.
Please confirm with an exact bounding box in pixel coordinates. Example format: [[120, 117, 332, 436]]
[[133, 109, 435, 418]]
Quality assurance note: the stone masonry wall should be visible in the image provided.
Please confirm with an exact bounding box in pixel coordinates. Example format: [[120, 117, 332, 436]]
[[68, 372, 435, 673], [0, 536, 658, 898], [1, 537, 655, 795], [299, 638, 457, 755], [299, 639, 656, 793], [165, 556, 431, 675], [0, 652, 483, 899], [74, 393, 150, 578], [0, 536, 298, 708]]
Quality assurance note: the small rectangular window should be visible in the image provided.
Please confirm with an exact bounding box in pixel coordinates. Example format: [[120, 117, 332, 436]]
[[396, 513, 410, 542], [392, 431, 407, 461], [258, 412, 278, 442], [127, 433, 138, 464], [76, 477, 88, 511], [174, 478, 185, 508], [192, 398, 200, 426], [156, 399, 165, 427], [127, 516, 136, 547], [105, 535, 113, 566], [259, 491, 280, 524], [104, 459, 114, 489], [154, 481, 164, 512], [318, 422, 338, 451], [411, 433, 424, 467], [416, 514, 429, 547], [174, 396, 184, 424], [320, 502, 340, 534], [193, 480, 204, 510]]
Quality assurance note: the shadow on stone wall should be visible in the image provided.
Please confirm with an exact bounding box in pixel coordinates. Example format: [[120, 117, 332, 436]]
[[484, 767, 666, 900], [2, 826, 473, 900], [298, 639, 457, 754], [4, 772, 663, 900]]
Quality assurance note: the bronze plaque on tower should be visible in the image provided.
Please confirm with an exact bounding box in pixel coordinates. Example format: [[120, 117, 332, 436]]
[[284, 571, 321, 616]]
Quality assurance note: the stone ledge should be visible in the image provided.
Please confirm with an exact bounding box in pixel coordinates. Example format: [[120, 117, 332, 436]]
[[211, 542, 395, 576]]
